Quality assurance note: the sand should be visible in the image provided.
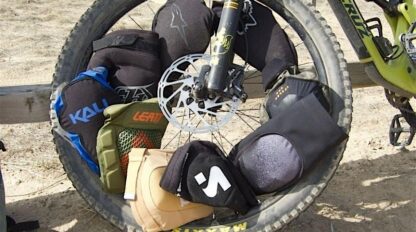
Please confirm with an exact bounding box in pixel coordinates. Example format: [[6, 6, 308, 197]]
[[0, 0, 415, 231]]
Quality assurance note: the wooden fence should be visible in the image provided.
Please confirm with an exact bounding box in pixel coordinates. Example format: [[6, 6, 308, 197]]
[[0, 62, 375, 124]]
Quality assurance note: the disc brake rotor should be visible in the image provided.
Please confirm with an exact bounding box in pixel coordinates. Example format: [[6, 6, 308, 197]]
[[158, 54, 241, 133]]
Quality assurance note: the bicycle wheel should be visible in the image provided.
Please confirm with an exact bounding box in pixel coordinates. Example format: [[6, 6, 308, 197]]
[[51, 0, 352, 230]]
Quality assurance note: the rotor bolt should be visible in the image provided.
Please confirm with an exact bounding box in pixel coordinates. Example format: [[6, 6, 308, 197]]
[[198, 101, 205, 109], [241, 93, 248, 103], [186, 98, 194, 105]]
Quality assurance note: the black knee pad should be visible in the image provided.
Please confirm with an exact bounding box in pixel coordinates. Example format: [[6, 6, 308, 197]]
[[264, 72, 330, 120], [160, 141, 258, 214], [88, 29, 161, 103], [53, 67, 122, 174], [230, 94, 347, 194], [152, 0, 214, 70], [212, 0, 297, 90]]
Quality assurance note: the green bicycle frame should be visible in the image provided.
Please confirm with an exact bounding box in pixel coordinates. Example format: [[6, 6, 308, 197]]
[[329, 0, 416, 97]]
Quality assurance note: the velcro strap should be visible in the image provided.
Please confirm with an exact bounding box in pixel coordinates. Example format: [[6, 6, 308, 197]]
[[93, 34, 159, 53], [124, 148, 147, 200]]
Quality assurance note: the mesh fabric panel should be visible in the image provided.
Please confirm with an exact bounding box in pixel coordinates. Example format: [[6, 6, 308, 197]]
[[117, 128, 164, 176]]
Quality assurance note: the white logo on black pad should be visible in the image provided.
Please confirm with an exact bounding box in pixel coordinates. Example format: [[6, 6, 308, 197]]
[[194, 166, 231, 198]]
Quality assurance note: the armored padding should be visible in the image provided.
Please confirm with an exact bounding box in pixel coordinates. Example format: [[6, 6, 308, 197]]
[[97, 98, 168, 193]]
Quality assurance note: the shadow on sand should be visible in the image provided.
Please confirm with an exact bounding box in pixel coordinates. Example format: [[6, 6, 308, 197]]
[[5, 149, 416, 231], [283, 149, 416, 232], [6, 189, 117, 232]]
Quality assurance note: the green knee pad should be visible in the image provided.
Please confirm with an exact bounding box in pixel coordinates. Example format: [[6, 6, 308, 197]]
[[97, 98, 168, 193]]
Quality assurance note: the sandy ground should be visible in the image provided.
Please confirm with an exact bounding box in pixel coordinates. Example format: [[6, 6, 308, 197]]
[[0, 0, 415, 231]]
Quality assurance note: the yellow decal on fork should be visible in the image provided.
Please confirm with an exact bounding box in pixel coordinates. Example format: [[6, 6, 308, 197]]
[[214, 28, 234, 54], [224, 0, 239, 9], [210, 28, 234, 65]]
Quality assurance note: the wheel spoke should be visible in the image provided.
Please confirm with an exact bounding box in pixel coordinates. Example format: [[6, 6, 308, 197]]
[[282, 24, 289, 30], [189, 62, 199, 72], [189, 107, 211, 127], [128, 15, 143, 30], [146, 3, 156, 15], [220, 107, 258, 112], [175, 98, 183, 109], [236, 111, 260, 123], [216, 130, 234, 148], [210, 117, 213, 143], [165, 84, 185, 102], [211, 132, 227, 154], [177, 108, 186, 148], [163, 112, 197, 149], [163, 130, 182, 149], [214, 117, 225, 146], [236, 112, 256, 131], [295, 41, 304, 48], [186, 118, 203, 143], [203, 110, 219, 116]]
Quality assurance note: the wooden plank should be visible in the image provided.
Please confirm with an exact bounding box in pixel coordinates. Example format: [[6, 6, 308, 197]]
[[348, 62, 376, 88], [0, 84, 51, 124], [244, 62, 376, 98], [0, 62, 375, 124]]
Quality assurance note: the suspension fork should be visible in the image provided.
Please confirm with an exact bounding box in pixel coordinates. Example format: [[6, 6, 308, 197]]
[[206, 0, 244, 96]]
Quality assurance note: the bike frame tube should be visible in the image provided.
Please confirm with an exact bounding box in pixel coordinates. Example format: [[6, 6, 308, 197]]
[[329, 0, 416, 97], [206, 0, 244, 95], [328, 0, 371, 59]]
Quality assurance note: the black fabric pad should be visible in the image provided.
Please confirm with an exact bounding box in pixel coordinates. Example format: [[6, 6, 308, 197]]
[[230, 94, 348, 177], [266, 76, 329, 119], [212, 1, 297, 90], [160, 141, 258, 214], [88, 30, 161, 103], [58, 75, 121, 164], [152, 0, 214, 70], [238, 134, 302, 194]]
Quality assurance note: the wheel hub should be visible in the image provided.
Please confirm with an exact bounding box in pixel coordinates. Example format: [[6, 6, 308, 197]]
[[157, 54, 241, 133]]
